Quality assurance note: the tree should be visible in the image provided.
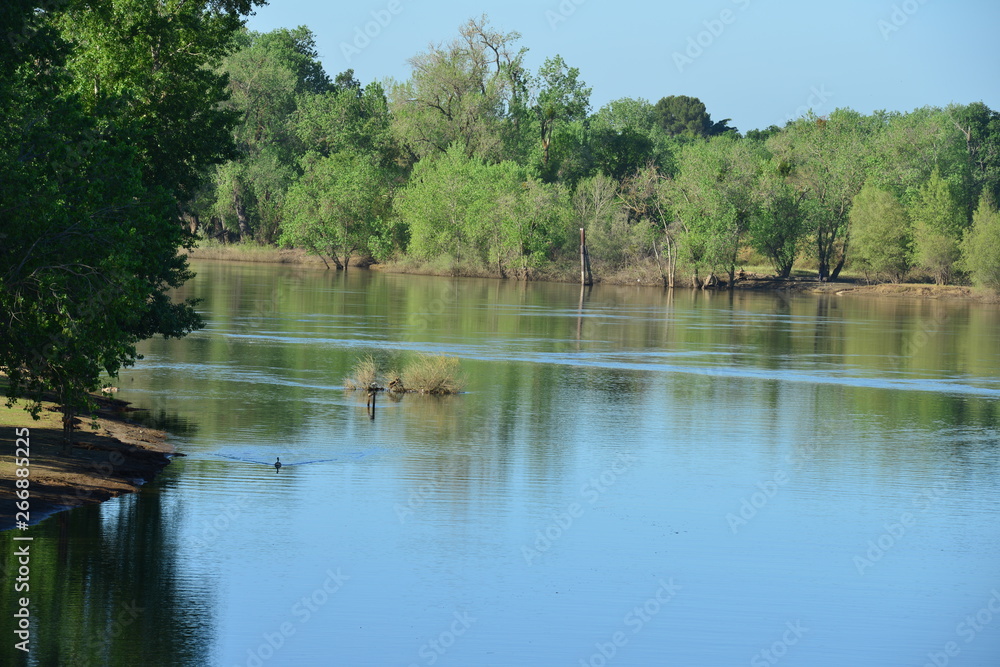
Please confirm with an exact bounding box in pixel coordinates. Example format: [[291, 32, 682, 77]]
[[532, 55, 591, 175], [1, 0, 251, 429], [749, 161, 809, 278], [388, 16, 528, 164], [959, 192, 1000, 290], [590, 98, 677, 180], [948, 102, 1000, 209], [768, 109, 879, 280], [396, 144, 569, 277], [909, 169, 965, 284], [293, 78, 395, 165], [668, 136, 764, 285], [653, 95, 736, 138], [280, 152, 395, 269], [206, 27, 331, 243], [849, 186, 911, 283]]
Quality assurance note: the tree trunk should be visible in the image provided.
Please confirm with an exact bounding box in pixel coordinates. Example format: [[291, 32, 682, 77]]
[[830, 256, 846, 280], [235, 195, 251, 242]]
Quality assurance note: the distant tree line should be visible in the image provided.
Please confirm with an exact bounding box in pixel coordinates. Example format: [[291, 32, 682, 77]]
[[188, 17, 1000, 291]]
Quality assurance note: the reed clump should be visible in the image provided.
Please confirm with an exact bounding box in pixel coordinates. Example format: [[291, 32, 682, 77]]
[[344, 353, 463, 395], [344, 355, 381, 390], [400, 354, 464, 395]]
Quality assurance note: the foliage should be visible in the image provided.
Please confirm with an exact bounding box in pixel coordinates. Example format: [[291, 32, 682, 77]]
[[748, 161, 808, 278], [909, 169, 966, 284], [396, 145, 570, 278], [0, 0, 254, 424], [344, 355, 381, 390], [654, 95, 737, 138], [532, 55, 591, 179], [959, 192, 1000, 290], [768, 110, 879, 280], [387, 16, 528, 164], [849, 186, 911, 283], [400, 355, 464, 395], [281, 151, 396, 268]]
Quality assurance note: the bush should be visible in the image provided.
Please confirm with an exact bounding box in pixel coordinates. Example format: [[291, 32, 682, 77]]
[[344, 355, 381, 390], [960, 193, 1000, 290], [400, 355, 464, 394]]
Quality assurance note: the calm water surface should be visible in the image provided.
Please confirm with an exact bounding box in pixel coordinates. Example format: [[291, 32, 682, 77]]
[[3, 260, 1000, 666]]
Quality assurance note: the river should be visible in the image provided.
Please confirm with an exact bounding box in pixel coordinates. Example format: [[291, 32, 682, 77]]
[[3, 260, 1000, 666]]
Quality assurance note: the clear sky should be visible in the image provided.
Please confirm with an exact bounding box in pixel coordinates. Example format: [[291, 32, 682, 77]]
[[246, 0, 1000, 132]]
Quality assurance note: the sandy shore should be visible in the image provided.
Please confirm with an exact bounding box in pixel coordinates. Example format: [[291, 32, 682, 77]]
[[0, 394, 176, 531]]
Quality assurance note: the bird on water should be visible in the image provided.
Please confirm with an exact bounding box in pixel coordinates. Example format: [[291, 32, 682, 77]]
[[274, 457, 282, 472]]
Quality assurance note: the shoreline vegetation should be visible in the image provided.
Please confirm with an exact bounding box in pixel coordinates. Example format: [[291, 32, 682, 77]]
[[0, 393, 175, 531], [185, 243, 997, 302]]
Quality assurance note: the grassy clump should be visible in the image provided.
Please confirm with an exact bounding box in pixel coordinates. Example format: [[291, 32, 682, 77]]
[[400, 354, 464, 395], [344, 355, 382, 390], [345, 353, 463, 395]]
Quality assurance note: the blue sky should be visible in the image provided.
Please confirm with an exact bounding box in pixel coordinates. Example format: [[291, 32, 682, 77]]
[[247, 0, 999, 132]]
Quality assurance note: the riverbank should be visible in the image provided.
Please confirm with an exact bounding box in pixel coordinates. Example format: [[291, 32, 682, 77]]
[[0, 393, 175, 531], [184, 243, 999, 302]]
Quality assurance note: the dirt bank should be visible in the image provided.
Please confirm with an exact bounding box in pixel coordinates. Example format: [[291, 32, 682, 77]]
[[184, 243, 998, 302], [0, 394, 176, 531]]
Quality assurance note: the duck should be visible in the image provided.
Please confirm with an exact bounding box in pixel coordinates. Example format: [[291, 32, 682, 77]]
[[274, 457, 282, 472]]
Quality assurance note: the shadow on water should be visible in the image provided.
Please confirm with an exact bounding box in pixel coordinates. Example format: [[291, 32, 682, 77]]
[[0, 484, 214, 666]]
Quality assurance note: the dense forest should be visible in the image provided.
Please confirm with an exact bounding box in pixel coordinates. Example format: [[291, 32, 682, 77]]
[[2, 5, 999, 420], [189, 16, 1000, 290]]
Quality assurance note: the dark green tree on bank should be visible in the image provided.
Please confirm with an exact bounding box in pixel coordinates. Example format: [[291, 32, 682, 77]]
[[1, 0, 260, 426]]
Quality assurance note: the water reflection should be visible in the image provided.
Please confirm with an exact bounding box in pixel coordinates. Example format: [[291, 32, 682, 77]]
[[5, 262, 1000, 665]]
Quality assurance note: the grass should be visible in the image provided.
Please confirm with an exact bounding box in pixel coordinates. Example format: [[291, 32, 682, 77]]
[[344, 355, 382, 390], [344, 353, 464, 395], [400, 354, 464, 395]]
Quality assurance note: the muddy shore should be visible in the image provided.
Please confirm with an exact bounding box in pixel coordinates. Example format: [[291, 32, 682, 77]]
[[0, 394, 176, 531]]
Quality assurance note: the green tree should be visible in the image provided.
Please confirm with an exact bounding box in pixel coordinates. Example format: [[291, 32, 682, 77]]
[[959, 192, 1000, 290], [949, 102, 1000, 209], [1, 0, 249, 427], [293, 77, 396, 165], [207, 27, 331, 243], [909, 169, 965, 284], [532, 54, 591, 176], [749, 161, 808, 278], [281, 152, 395, 269], [768, 109, 879, 280], [590, 98, 678, 180], [388, 16, 527, 164], [653, 95, 736, 139], [849, 185, 911, 283], [396, 144, 569, 277], [668, 136, 763, 285]]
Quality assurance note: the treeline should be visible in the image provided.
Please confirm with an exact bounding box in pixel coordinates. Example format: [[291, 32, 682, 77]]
[[191, 17, 1000, 289], [1, 0, 264, 421]]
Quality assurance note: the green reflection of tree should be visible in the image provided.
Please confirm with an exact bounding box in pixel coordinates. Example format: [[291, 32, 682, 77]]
[[0, 486, 212, 666]]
